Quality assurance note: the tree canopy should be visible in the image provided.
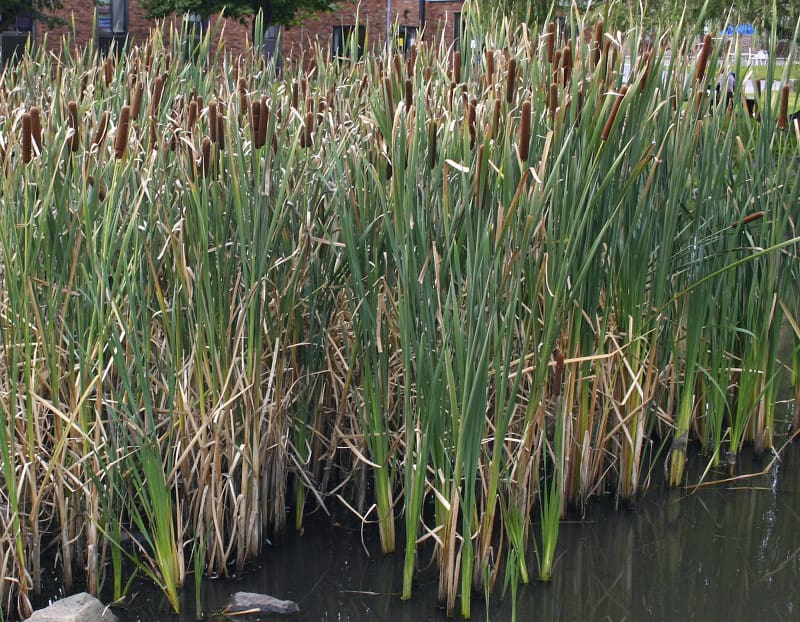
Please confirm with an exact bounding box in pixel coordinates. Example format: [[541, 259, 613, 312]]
[[139, 0, 335, 24], [0, 0, 61, 30], [471, 0, 798, 40]]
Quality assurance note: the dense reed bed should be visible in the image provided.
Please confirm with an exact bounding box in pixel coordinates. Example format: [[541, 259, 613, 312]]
[[0, 6, 799, 619]]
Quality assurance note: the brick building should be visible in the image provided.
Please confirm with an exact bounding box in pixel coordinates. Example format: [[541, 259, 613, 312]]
[[0, 0, 464, 63]]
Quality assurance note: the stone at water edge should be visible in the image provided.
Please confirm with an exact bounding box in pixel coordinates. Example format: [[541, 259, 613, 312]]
[[24, 592, 117, 622], [225, 591, 300, 615]]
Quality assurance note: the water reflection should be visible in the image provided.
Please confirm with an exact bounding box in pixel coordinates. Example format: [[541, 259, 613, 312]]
[[113, 445, 800, 622]]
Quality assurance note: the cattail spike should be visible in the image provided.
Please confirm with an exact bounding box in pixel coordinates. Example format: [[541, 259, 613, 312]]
[[199, 136, 212, 177], [302, 111, 313, 148], [519, 99, 531, 161], [250, 100, 261, 146], [22, 112, 32, 164], [778, 84, 789, 130], [131, 82, 144, 120], [452, 51, 461, 85], [257, 97, 268, 149], [506, 58, 517, 104], [93, 110, 110, 148], [187, 100, 198, 131], [67, 100, 80, 152], [601, 86, 627, 141], [114, 105, 131, 159], [592, 20, 603, 67], [30, 106, 42, 152], [695, 33, 712, 84], [216, 114, 225, 151], [545, 22, 556, 64]]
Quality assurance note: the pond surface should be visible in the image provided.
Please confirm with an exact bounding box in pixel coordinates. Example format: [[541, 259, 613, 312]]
[[96, 411, 800, 622]]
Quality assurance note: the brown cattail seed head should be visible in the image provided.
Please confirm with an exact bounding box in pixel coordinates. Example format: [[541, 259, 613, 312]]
[[490, 98, 501, 139], [561, 41, 572, 84], [216, 114, 225, 151], [485, 49, 494, 87], [640, 50, 653, 90], [548, 82, 559, 119], [93, 110, 110, 148], [187, 99, 198, 131], [393, 53, 403, 82], [302, 111, 313, 148], [250, 100, 261, 146], [695, 33, 712, 84], [114, 105, 131, 159], [592, 20, 603, 67], [200, 136, 212, 177], [67, 100, 80, 152], [601, 86, 627, 141], [30, 106, 42, 151], [404, 79, 413, 111], [545, 22, 556, 64], [552, 50, 562, 83], [104, 57, 113, 86], [150, 75, 164, 116], [519, 99, 531, 161], [291, 80, 299, 109], [22, 112, 32, 163], [506, 58, 517, 104], [131, 82, 144, 120], [552, 349, 565, 397], [257, 97, 268, 149], [467, 97, 477, 149], [452, 51, 461, 84], [778, 84, 790, 130]]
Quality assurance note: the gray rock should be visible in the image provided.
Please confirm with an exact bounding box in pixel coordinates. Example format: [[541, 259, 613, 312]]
[[25, 592, 117, 622], [225, 591, 300, 615]]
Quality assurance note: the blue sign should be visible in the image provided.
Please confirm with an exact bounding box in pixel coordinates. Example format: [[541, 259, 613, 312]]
[[723, 24, 755, 36]]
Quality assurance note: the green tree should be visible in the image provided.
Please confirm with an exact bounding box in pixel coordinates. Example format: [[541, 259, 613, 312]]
[[0, 0, 61, 30], [139, 0, 335, 25], [470, 0, 797, 39]]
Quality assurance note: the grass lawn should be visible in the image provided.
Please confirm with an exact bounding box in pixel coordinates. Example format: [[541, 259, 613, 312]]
[[748, 62, 800, 81]]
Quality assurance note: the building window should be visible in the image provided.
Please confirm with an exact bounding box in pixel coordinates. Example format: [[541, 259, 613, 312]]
[[263, 24, 282, 73], [96, 0, 127, 34], [332, 25, 365, 60], [396, 25, 417, 57], [453, 13, 461, 52], [15, 12, 34, 33]]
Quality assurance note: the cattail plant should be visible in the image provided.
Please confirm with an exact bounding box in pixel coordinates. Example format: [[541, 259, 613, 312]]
[[778, 84, 790, 130], [30, 106, 42, 152], [506, 57, 517, 104], [92, 110, 110, 148], [67, 100, 80, 152], [0, 11, 798, 622], [114, 105, 131, 158], [21, 111, 32, 163], [131, 81, 144, 120], [601, 85, 627, 141], [545, 21, 556, 64], [519, 99, 531, 161], [694, 33, 712, 83], [592, 19, 603, 68]]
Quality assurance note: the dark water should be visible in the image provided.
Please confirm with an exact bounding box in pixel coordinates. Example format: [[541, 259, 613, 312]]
[[93, 414, 800, 622]]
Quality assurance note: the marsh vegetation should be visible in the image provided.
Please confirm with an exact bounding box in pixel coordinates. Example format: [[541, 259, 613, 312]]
[[0, 4, 798, 620]]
